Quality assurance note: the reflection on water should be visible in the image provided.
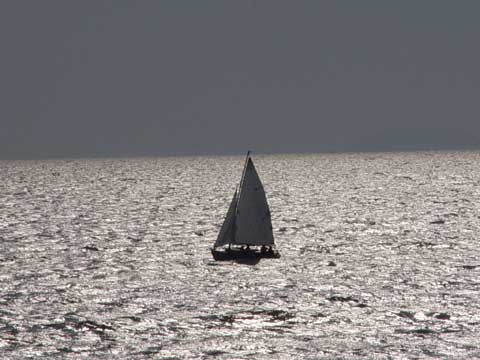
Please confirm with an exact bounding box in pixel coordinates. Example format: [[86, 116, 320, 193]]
[[1, 151, 479, 359]]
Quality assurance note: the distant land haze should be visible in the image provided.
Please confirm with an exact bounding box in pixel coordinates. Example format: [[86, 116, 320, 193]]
[[1, 1, 480, 159]]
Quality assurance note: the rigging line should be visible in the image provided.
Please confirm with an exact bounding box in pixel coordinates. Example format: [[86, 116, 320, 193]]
[[233, 151, 250, 244], [237, 150, 251, 204]]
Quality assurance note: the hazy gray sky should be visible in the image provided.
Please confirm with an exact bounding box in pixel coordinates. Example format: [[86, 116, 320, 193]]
[[1, 1, 479, 159]]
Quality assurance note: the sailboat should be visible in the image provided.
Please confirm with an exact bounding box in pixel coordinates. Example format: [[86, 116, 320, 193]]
[[211, 151, 280, 261]]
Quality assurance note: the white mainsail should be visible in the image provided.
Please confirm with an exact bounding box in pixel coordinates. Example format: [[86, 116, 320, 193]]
[[234, 158, 274, 246], [214, 190, 237, 248]]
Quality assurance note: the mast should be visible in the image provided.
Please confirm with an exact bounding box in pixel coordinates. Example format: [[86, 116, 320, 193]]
[[230, 151, 250, 245], [237, 150, 251, 200], [213, 152, 251, 249]]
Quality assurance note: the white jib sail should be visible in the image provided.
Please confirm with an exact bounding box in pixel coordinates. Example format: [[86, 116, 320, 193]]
[[214, 190, 237, 248], [234, 158, 274, 246]]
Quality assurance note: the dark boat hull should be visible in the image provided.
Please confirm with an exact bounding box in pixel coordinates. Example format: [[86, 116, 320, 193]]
[[211, 248, 281, 261]]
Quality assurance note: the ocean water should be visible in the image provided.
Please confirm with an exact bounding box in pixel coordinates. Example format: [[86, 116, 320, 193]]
[[1, 151, 479, 359]]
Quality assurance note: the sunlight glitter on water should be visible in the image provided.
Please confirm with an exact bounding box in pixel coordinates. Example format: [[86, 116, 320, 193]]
[[1, 151, 480, 359]]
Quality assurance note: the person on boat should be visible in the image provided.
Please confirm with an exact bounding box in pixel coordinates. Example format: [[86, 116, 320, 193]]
[[246, 245, 250, 252], [261, 245, 267, 254], [267, 246, 273, 254]]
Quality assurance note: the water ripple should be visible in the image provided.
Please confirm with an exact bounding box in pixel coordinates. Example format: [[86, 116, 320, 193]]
[[1, 152, 479, 358]]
